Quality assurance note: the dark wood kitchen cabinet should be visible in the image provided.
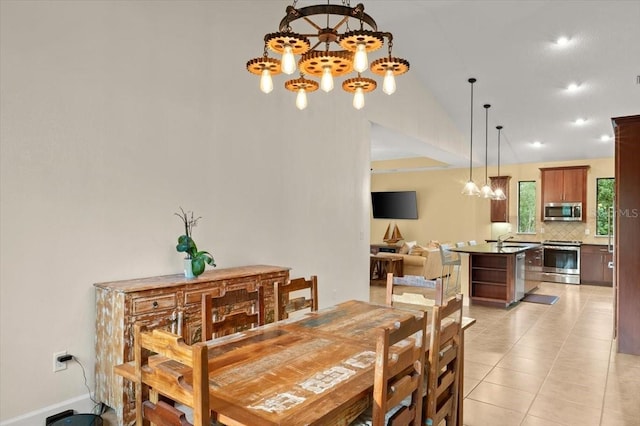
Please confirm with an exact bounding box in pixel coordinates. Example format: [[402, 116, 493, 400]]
[[470, 254, 514, 307], [540, 166, 589, 221], [612, 115, 640, 355], [489, 176, 511, 222], [580, 244, 613, 286]]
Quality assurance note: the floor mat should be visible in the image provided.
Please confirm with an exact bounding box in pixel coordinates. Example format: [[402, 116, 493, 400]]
[[522, 294, 560, 305]]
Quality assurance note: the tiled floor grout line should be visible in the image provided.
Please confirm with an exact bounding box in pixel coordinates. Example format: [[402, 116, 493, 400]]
[[462, 301, 560, 425]]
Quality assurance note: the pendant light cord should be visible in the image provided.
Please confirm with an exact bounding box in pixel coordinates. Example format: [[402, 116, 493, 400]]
[[497, 126, 502, 176], [468, 78, 476, 181], [484, 104, 491, 184]]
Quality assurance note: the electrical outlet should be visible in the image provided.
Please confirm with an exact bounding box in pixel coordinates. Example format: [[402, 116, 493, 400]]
[[53, 350, 67, 372]]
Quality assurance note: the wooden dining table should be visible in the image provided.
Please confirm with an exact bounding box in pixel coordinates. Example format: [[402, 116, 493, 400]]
[[115, 299, 475, 426]]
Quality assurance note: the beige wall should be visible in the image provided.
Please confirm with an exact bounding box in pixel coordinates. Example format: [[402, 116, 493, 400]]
[[371, 157, 614, 246], [0, 1, 463, 422]]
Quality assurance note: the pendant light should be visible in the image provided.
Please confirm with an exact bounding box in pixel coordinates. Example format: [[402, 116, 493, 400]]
[[462, 78, 480, 196], [493, 125, 507, 200], [480, 104, 495, 198]]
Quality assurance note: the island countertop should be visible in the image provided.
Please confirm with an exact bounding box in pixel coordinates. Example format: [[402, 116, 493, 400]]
[[450, 242, 542, 254]]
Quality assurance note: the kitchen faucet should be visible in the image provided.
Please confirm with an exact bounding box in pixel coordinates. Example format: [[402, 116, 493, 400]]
[[497, 233, 514, 248]]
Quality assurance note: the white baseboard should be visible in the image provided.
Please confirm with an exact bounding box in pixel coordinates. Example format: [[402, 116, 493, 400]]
[[0, 394, 98, 426]]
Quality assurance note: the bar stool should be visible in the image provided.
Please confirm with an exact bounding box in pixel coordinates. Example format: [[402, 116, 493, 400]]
[[468, 240, 477, 246], [439, 243, 461, 297]]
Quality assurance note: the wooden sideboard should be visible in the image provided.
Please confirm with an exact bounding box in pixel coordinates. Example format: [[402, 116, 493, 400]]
[[94, 265, 290, 425]]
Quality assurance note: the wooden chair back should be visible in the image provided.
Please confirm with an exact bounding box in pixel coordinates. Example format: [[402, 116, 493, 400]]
[[372, 311, 428, 426], [134, 325, 209, 426], [273, 276, 318, 321], [439, 244, 462, 298], [385, 273, 444, 309], [425, 294, 464, 426], [142, 400, 191, 426], [201, 286, 264, 340]]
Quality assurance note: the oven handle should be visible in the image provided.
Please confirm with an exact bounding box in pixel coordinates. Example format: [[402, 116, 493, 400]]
[[543, 245, 580, 251]]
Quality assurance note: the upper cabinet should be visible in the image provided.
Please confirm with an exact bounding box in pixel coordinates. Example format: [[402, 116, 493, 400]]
[[489, 176, 511, 222], [540, 166, 589, 221]]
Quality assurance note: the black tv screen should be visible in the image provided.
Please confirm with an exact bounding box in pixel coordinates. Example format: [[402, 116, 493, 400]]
[[371, 191, 418, 219]]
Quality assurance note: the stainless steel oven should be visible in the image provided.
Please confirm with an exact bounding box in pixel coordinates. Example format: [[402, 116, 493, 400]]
[[541, 240, 581, 284]]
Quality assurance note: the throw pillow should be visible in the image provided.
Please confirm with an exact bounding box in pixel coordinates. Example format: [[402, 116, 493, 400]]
[[427, 240, 440, 249], [409, 245, 426, 256], [399, 243, 410, 254]]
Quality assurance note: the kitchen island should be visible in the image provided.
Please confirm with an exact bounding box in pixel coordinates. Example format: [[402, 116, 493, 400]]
[[451, 242, 542, 307]]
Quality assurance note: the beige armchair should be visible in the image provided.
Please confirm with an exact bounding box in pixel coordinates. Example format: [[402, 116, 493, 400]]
[[377, 247, 444, 280]]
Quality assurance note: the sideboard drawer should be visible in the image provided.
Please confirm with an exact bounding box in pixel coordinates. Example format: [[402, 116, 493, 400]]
[[132, 294, 177, 315]]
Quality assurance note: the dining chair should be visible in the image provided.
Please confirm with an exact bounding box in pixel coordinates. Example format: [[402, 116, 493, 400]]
[[201, 286, 265, 340], [439, 243, 462, 298], [386, 273, 443, 309], [351, 310, 428, 426], [273, 276, 318, 321], [424, 294, 464, 426], [134, 325, 210, 426], [142, 400, 191, 426]]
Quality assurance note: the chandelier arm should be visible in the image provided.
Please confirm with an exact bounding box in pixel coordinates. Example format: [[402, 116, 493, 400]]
[[279, 4, 377, 32], [332, 15, 350, 31], [302, 16, 323, 31], [308, 40, 323, 51]]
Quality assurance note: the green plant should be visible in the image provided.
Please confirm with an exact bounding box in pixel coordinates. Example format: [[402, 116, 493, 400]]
[[175, 207, 215, 276]]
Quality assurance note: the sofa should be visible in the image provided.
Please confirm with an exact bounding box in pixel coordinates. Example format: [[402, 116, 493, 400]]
[[374, 241, 444, 280]]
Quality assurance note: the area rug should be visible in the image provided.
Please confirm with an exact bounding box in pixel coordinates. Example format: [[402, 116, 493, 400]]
[[522, 294, 560, 305]]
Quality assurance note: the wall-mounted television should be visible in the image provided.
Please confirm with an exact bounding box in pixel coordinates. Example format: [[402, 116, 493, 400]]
[[371, 191, 418, 219]]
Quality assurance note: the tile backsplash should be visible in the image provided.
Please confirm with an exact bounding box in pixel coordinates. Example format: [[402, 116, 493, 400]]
[[541, 222, 586, 241], [494, 218, 609, 244]]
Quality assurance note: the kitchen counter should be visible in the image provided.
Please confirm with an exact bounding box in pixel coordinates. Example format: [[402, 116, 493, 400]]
[[451, 242, 542, 254], [450, 242, 541, 307]]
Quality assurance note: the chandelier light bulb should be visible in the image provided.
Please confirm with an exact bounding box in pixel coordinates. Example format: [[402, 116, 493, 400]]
[[353, 87, 365, 110], [462, 180, 480, 196], [480, 184, 495, 199], [295, 88, 308, 110], [259, 69, 273, 94], [282, 44, 296, 75], [493, 187, 506, 201], [382, 69, 396, 95], [353, 43, 368, 73], [320, 66, 334, 92]]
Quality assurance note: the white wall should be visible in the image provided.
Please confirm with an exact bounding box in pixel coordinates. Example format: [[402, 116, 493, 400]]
[[0, 1, 461, 422]]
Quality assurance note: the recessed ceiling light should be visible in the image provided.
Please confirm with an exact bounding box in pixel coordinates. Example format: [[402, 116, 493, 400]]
[[575, 118, 586, 125], [556, 36, 570, 46], [600, 134, 612, 142], [567, 82, 580, 91], [532, 141, 543, 147]]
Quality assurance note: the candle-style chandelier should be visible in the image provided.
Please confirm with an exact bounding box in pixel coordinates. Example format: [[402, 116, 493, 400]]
[[246, 1, 410, 110]]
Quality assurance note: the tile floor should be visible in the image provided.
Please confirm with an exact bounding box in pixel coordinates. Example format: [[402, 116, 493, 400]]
[[371, 281, 640, 426], [102, 282, 638, 426]]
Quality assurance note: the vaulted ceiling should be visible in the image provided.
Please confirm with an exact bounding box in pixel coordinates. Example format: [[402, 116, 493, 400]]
[[365, 0, 640, 168]]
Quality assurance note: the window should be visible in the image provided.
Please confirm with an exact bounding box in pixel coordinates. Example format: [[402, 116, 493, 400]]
[[596, 177, 615, 236], [518, 181, 536, 233]]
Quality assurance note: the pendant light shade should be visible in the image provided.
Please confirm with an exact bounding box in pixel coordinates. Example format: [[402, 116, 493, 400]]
[[493, 125, 507, 200], [462, 78, 480, 196], [480, 104, 495, 199]]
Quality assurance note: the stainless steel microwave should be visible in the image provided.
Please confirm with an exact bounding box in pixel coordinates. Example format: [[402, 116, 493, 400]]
[[544, 202, 582, 221]]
